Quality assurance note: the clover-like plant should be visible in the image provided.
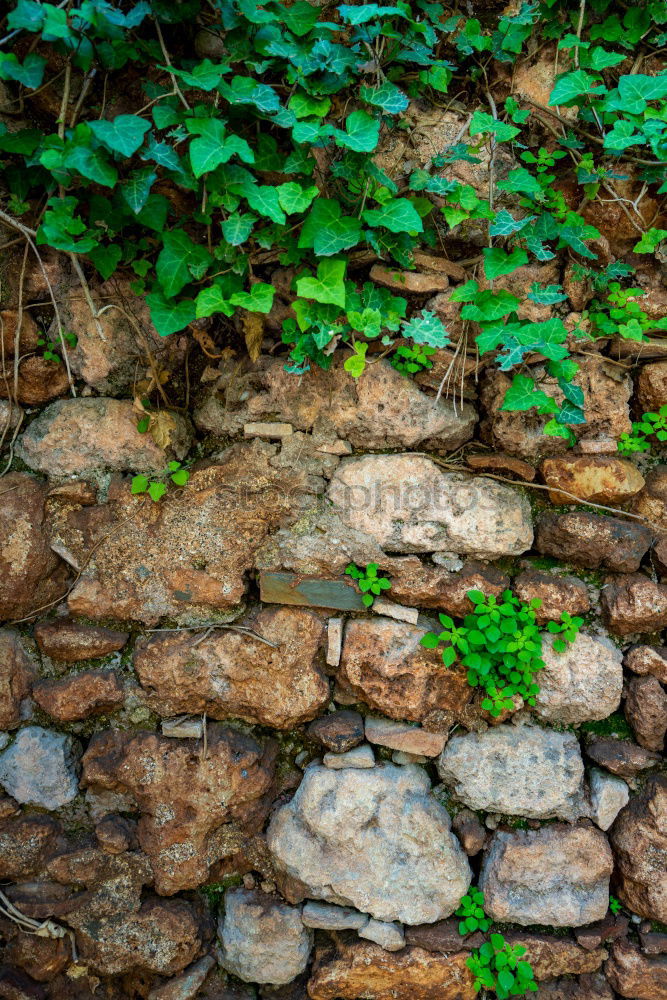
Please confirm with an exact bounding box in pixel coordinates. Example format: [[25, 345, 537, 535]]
[[618, 404, 667, 455], [455, 888, 492, 936], [467, 933, 537, 999], [131, 461, 190, 503], [391, 343, 436, 376], [345, 563, 391, 608]]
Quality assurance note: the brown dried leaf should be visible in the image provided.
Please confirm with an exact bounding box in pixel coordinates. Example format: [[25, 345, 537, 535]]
[[242, 310, 264, 362], [150, 410, 177, 449], [192, 327, 222, 359]]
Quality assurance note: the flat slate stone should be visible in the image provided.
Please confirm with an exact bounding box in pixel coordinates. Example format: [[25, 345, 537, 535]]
[[259, 572, 366, 611]]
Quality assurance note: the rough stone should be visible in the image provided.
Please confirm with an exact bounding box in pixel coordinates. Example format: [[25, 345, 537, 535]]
[[640, 933, 667, 956], [601, 574, 667, 634], [57, 442, 309, 624], [0, 727, 78, 810], [502, 932, 606, 980], [134, 607, 327, 729], [452, 809, 486, 856], [195, 357, 475, 451], [338, 619, 471, 723], [81, 726, 275, 894], [437, 725, 586, 820], [0, 355, 70, 405], [610, 777, 667, 923], [162, 717, 204, 739], [369, 264, 449, 294], [244, 421, 294, 439], [513, 570, 590, 624], [32, 669, 125, 722], [588, 768, 630, 831], [575, 914, 629, 952], [34, 620, 128, 663], [308, 711, 364, 753], [0, 473, 69, 621], [301, 901, 369, 931], [328, 454, 533, 558], [405, 919, 483, 954], [95, 814, 137, 854], [535, 511, 652, 573], [534, 632, 623, 725], [625, 675, 667, 751], [372, 599, 419, 624], [0, 815, 64, 880], [306, 940, 475, 1000], [148, 956, 216, 1000], [465, 452, 536, 481], [365, 718, 447, 758], [585, 737, 661, 778], [218, 890, 312, 986], [326, 618, 343, 666], [267, 763, 471, 925], [324, 745, 375, 769], [0, 308, 40, 357], [0, 630, 34, 730], [631, 465, 667, 535], [359, 919, 405, 952], [540, 456, 645, 505], [391, 558, 511, 615], [480, 822, 613, 927], [605, 939, 667, 1000], [18, 398, 192, 477], [3, 926, 71, 982], [637, 361, 667, 413], [626, 646, 667, 684], [521, 973, 614, 1000]]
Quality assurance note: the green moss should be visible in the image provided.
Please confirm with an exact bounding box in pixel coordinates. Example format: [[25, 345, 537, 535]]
[[580, 712, 633, 739]]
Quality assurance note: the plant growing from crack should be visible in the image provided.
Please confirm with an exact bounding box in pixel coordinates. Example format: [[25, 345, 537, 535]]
[[455, 888, 536, 998], [345, 563, 391, 607], [131, 461, 190, 502]]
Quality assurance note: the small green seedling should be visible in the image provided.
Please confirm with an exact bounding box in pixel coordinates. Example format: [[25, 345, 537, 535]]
[[131, 461, 190, 502], [456, 888, 492, 936], [391, 343, 436, 376], [467, 933, 537, 999], [618, 404, 667, 455], [609, 895, 623, 915], [546, 611, 585, 653], [36, 330, 77, 364], [345, 562, 391, 607]]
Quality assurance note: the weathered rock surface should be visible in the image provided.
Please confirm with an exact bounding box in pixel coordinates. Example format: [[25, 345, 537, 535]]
[[56, 442, 309, 624], [134, 607, 327, 729], [195, 357, 476, 451], [218, 890, 312, 985], [405, 918, 483, 954], [308, 711, 364, 753], [0, 727, 78, 809], [34, 620, 128, 662], [452, 809, 486, 856], [81, 727, 275, 894], [0, 473, 68, 621], [359, 918, 405, 952], [18, 398, 192, 477], [33, 669, 125, 722], [588, 769, 629, 831], [0, 814, 65, 879], [585, 737, 661, 778], [365, 717, 447, 757], [480, 823, 613, 926], [0, 354, 70, 405], [610, 777, 667, 923], [605, 940, 667, 1000], [338, 619, 471, 722], [324, 744, 375, 769], [626, 646, 667, 684], [637, 361, 667, 412], [437, 725, 585, 820], [307, 940, 475, 1000], [601, 574, 667, 634], [535, 511, 652, 573], [503, 932, 606, 980], [540, 456, 645, 505], [625, 675, 667, 750], [0, 630, 34, 729], [631, 465, 667, 535], [301, 901, 368, 931], [534, 632, 623, 725], [513, 570, 590, 623], [148, 955, 216, 1000], [328, 455, 533, 558], [267, 763, 471, 925]]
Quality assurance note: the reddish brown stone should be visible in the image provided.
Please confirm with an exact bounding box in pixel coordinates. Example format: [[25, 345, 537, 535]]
[[0, 816, 65, 880], [0, 473, 69, 621], [601, 574, 667, 634], [541, 455, 644, 505], [451, 809, 486, 856], [95, 815, 137, 855], [4, 928, 71, 982], [34, 620, 128, 663], [0, 630, 34, 729], [370, 264, 449, 294], [631, 465, 667, 535], [391, 559, 510, 616], [535, 511, 652, 573], [637, 362, 667, 413], [0, 309, 40, 357], [0, 966, 46, 999], [33, 670, 125, 722], [405, 919, 484, 954], [625, 646, 667, 685], [605, 939, 667, 1000], [625, 675, 667, 751], [640, 934, 667, 956], [0, 356, 70, 405], [610, 777, 667, 923], [465, 453, 536, 481], [585, 737, 661, 778], [533, 972, 613, 1000], [513, 570, 590, 624], [574, 915, 629, 951], [81, 727, 276, 894], [307, 711, 365, 753], [503, 932, 606, 980], [46, 481, 98, 506]]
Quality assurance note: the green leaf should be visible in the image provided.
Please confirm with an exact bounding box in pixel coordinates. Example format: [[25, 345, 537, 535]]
[[500, 374, 556, 412], [549, 70, 606, 106], [88, 244, 122, 280], [186, 118, 254, 178], [169, 59, 229, 90], [604, 74, 667, 115], [0, 127, 41, 154], [461, 289, 520, 323], [0, 53, 46, 89], [221, 212, 256, 246], [131, 474, 149, 494], [489, 210, 536, 238], [156, 230, 211, 297], [363, 198, 423, 234], [633, 228, 667, 254], [299, 199, 363, 256], [334, 110, 380, 153], [469, 111, 520, 142], [483, 247, 528, 280], [230, 282, 275, 313], [401, 310, 449, 347], [62, 143, 118, 188], [343, 342, 368, 377], [195, 285, 234, 319], [146, 293, 196, 335], [122, 167, 156, 214], [244, 185, 286, 224], [148, 482, 167, 502], [276, 182, 319, 215], [587, 47, 626, 70], [296, 259, 347, 307], [288, 92, 331, 119], [360, 81, 409, 114], [88, 115, 151, 156], [496, 168, 543, 198], [171, 469, 189, 486]]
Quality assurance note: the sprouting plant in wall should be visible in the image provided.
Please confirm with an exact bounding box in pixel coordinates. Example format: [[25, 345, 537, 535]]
[[609, 895, 624, 915], [36, 331, 77, 364], [468, 933, 538, 998], [391, 343, 437, 376], [345, 563, 391, 608], [421, 590, 582, 717], [456, 887, 493, 935], [618, 405, 667, 454], [131, 461, 190, 503]]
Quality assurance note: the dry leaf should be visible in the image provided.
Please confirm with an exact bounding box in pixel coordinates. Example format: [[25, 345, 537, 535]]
[[192, 327, 222, 359], [242, 310, 264, 362], [150, 410, 177, 449]]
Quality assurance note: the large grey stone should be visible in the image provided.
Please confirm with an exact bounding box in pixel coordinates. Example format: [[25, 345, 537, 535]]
[[267, 763, 471, 925], [328, 454, 533, 558], [437, 724, 586, 820], [301, 901, 369, 931], [218, 889, 312, 985], [534, 632, 623, 725], [479, 822, 613, 927], [0, 726, 78, 809]]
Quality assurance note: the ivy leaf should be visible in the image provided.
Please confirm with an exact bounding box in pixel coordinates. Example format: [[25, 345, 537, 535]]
[[560, 379, 585, 408], [489, 210, 535, 237], [604, 74, 667, 115], [146, 293, 196, 335], [527, 283, 568, 304], [195, 285, 234, 319], [169, 59, 229, 90], [496, 168, 543, 197], [401, 310, 449, 347], [148, 482, 167, 502], [156, 230, 211, 297], [8, 0, 45, 30], [633, 228, 667, 253], [186, 119, 254, 177], [338, 4, 401, 24], [363, 198, 424, 234], [299, 199, 362, 256], [244, 185, 286, 224], [500, 374, 557, 412], [221, 212, 256, 246], [360, 81, 409, 114], [0, 53, 46, 89], [483, 247, 528, 279], [461, 289, 520, 322], [62, 144, 118, 188], [276, 182, 319, 214], [587, 47, 626, 70], [88, 244, 122, 280], [469, 111, 520, 142], [0, 127, 41, 154], [343, 342, 368, 377], [288, 92, 331, 119], [229, 282, 275, 313], [88, 115, 151, 156], [548, 358, 579, 382], [296, 259, 347, 307], [333, 110, 380, 153], [281, 0, 321, 34], [549, 70, 606, 106], [122, 166, 156, 214]]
